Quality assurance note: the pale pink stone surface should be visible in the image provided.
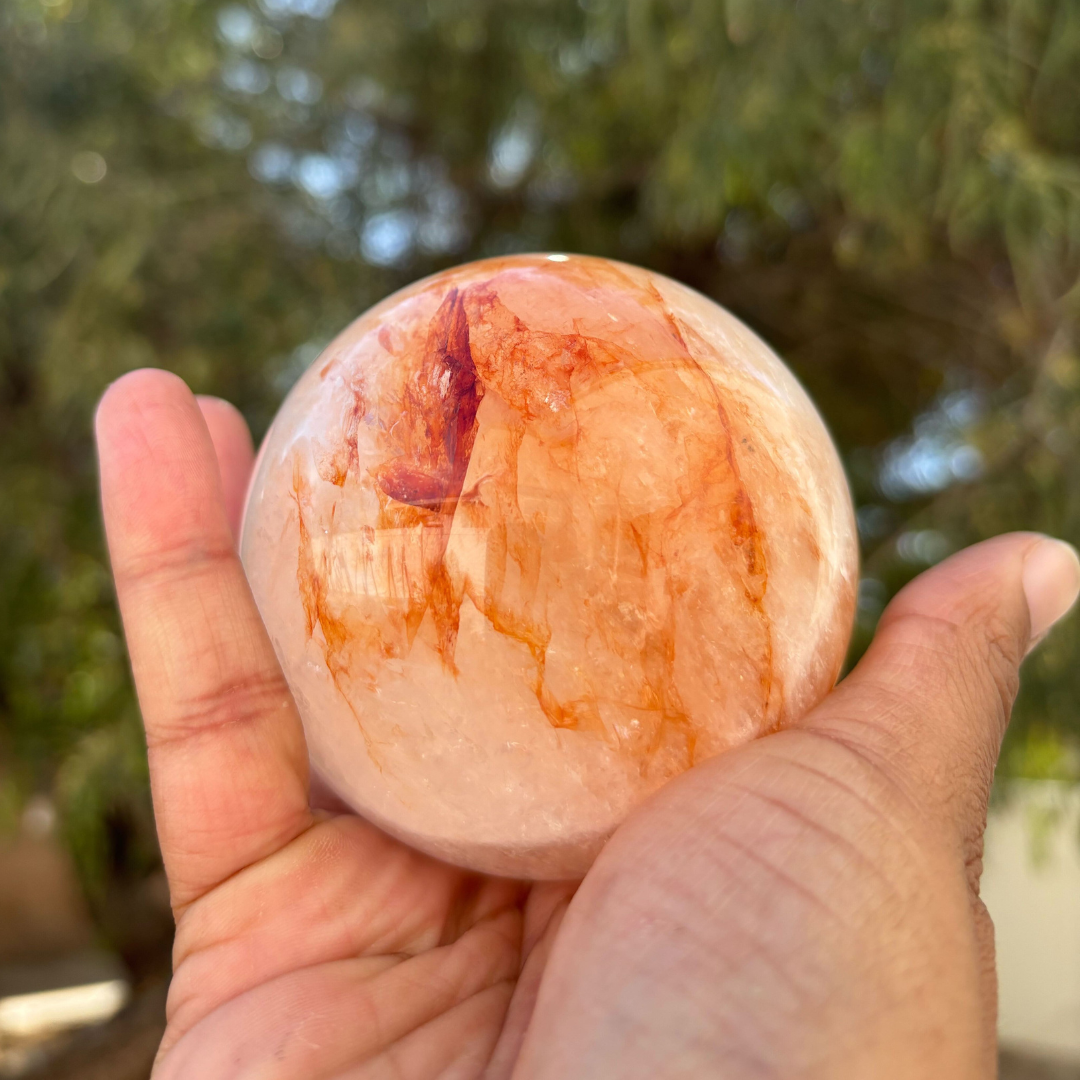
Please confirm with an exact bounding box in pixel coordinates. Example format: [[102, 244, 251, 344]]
[[240, 254, 858, 878]]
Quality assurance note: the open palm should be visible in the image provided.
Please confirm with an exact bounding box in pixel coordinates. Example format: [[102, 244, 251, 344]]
[[97, 369, 1079, 1079]]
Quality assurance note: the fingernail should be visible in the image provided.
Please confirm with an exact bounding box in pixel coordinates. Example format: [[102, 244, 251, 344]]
[[1022, 538, 1080, 650]]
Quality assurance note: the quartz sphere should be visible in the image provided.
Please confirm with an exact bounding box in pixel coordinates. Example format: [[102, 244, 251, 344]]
[[240, 254, 858, 879]]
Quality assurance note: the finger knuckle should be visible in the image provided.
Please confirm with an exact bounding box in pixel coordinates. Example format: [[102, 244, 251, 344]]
[[120, 538, 237, 595], [977, 621, 1022, 717], [150, 670, 293, 749], [888, 607, 1021, 718]]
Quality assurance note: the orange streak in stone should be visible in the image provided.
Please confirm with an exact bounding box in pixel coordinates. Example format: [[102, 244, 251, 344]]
[[676, 330, 778, 728], [292, 461, 381, 765]]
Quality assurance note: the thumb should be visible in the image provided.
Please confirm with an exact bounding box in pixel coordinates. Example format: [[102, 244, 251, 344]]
[[801, 532, 1080, 849]]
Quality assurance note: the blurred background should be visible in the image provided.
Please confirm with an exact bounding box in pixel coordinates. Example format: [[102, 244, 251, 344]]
[[1, 0, 1079, 1075]]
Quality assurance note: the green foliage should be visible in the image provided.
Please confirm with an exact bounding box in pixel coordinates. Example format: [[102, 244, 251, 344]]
[[2, 0, 1079, 901], [54, 714, 159, 899]]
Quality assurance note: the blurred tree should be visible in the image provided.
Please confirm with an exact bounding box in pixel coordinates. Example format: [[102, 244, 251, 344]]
[[1, 0, 1079, 929]]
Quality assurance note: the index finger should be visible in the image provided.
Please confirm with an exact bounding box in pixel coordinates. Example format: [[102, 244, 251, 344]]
[[97, 369, 312, 913], [196, 395, 255, 541]]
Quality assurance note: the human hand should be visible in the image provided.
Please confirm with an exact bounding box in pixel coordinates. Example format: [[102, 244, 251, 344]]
[[96, 368, 1080, 1079]]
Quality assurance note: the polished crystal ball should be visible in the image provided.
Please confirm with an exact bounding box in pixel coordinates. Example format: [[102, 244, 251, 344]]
[[241, 254, 858, 878]]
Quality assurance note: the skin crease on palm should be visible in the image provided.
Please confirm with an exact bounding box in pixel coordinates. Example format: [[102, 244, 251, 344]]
[[95, 369, 1080, 1080]]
